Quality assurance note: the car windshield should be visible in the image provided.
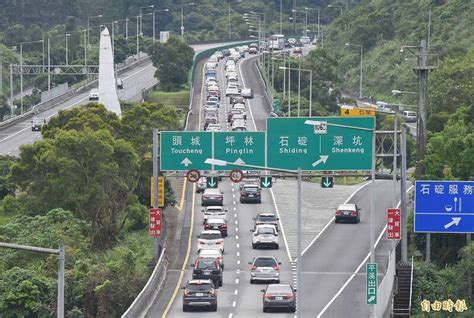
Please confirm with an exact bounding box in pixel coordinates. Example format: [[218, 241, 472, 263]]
[[197, 259, 217, 269], [200, 233, 222, 240], [254, 258, 277, 267], [187, 283, 212, 292], [257, 228, 275, 235], [267, 285, 292, 293], [258, 215, 277, 221]]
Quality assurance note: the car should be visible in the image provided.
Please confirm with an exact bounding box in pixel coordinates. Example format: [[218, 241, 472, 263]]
[[191, 257, 223, 287], [222, 49, 231, 56], [182, 279, 217, 312], [230, 95, 245, 105], [261, 284, 296, 313], [116, 78, 124, 89], [240, 184, 261, 203], [206, 62, 216, 71], [232, 126, 247, 132], [249, 256, 281, 284], [206, 124, 222, 132], [202, 205, 227, 224], [335, 203, 361, 223], [300, 36, 310, 44], [287, 38, 297, 46], [88, 89, 99, 101], [204, 218, 228, 237], [241, 88, 254, 98], [230, 113, 246, 125], [232, 103, 246, 117], [249, 47, 258, 54], [227, 77, 238, 86], [249, 42, 258, 49], [251, 224, 279, 249], [254, 213, 279, 231], [403, 111, 417, 123], [208, 90, 220, 99], [196, 177, 207, 193], [225, 86, 240, 96], [202, 188, 223, 206], [231, 120, 247, 131], [199, 249, 224, 270], [207, 96, 220, 105], [31, 117, 46, 131], [227, 109, 244, 122], [225, 60, 235, 69], [293, 47, 303, 54], [205, 100, 219, 109], [197, 230, 224, 253]]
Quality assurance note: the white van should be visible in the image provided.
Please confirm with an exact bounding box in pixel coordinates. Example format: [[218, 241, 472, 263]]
[[88, 89, 99, 101], [403, 111, 417, 123]]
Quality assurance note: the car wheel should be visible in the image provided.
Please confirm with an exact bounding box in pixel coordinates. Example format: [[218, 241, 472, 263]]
[[183, 305, 189, 312], [250, 279, 254, 284], [211, 304, 217, 312], [275, 244, 279, 250], [357, 217, 360, 223], [252, 243, 256, 249], [275, 279, 280, 284], [263, 307, 268, 313], [335, 219, 339, 223], [219, 279, 223, 287], [291, 307, 296, 313]]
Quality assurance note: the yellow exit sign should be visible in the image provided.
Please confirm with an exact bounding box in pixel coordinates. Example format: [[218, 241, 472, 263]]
[[341, 107, 376, 117]]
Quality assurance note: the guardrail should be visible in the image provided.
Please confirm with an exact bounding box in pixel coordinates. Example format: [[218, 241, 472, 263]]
[[0, 56, 151, 131], [121, 248, 169, 318], [375, 246, 397, 316]]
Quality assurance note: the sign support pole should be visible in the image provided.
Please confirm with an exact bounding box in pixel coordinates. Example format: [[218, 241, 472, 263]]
[[370, 128, 376, 318], [296, 167, 302, 317], [152, 128, 160, 259], [468, 234, 472, 298], [401, 127, 408, 263]]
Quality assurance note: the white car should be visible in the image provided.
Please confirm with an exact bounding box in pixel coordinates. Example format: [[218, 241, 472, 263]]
[[226, 86, 240, 96], [300, 36, 310, 44], [226, 70, 238, 78], [197, 230, 224, 253], [88, 89, 99, 101], [206, 124, 222, 132], [227, 77, 238, 86], [202, 206, 227, 224], [251, 224, 279, 249], [241, 88, 253, 99], [199, 249, 225, 269]]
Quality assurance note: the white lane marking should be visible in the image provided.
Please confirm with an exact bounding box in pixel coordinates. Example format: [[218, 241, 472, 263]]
[[235, 278, 239, 284], [232, 187, 235, 192], [233, 200, 236, 205], [233, 194, 235, 198], [235, 235, 239, 240], [270, 189, 293, 262], [237, 260, 240, 265], [235, 227, 238, 232], [239, 57, 258, 132], [236, 243, 240, 248], [234, 213, 237, 217], [233, 207, 237, 211], [234, 289, 239, 295], [232, 301, 237, 307], [237, 251, 240, 257], [235, 220, 238, 225], [316, 185, 415, 318], [229, 314, 233, 318], [302, 181, 371, 257]]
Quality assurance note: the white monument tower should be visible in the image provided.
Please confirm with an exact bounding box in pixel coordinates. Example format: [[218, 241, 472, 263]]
[[98, 27, 121, 116]]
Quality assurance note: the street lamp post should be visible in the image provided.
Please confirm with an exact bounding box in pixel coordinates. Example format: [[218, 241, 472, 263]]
[[65, 33, 70, 65], [125, 18, 129, 40], [279, 66, 312, 116], [20, 39, 44, 113], [153, 9, 170, 43], [181, 3, 195, 39], [140, 5, 154, 36], [345, 42, 363, 99], [87, 14, 103, 50], [305, 7, 320, 43]]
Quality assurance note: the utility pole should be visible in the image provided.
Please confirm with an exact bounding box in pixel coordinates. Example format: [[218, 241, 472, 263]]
[[153, 128, 161, 258], [401, 127, 408, 263], [415, 39, 429, 179]]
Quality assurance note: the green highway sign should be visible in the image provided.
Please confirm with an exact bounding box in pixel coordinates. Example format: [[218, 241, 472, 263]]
[[213, 132, 266, 170], [366, 263, 378, 305], [266, 117, 374, 171], [206, 176, 219, 188], [160, 132, 212, 171], [260, 176, 273, 188], [321, 176, 334, 188]]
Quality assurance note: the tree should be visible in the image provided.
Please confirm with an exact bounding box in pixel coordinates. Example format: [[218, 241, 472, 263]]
[[0, 155, 16, 200], [9, 129, 140, 249], [0, 96, 10, 122], [148, 37, 194, 91]]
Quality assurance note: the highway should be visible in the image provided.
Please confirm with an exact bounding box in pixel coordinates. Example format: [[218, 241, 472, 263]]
[[0, 42, 245, 157]]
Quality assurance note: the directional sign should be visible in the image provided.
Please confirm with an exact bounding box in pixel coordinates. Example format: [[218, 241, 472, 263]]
[[149, 208, 162, 237], [414, 181, 474, 233], [260, 176, 273, 188], [366, 263, 378, 305], [207, 176, 219, 189], [160, 132, 212, 171], [213, 132, 265, 170], [186, 169, 201, 183], [341, 106, 376, 117], [266, 117, 374, 171], [229, 169, 244, 183], [321, 176, 334, 188]]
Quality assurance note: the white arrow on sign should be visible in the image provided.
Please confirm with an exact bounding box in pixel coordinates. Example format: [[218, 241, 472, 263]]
[[312, 155, 329, 167], [234, 158, 246, 165], [444, 217, 461, 229], [181, 157, 192, 167]]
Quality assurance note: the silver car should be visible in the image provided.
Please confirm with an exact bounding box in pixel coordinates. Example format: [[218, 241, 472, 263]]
[[202, 206, 227, 224], [249, 256, 281, 284]]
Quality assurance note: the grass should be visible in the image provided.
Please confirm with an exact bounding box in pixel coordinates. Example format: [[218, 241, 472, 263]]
[[149, 89, 190, 109]]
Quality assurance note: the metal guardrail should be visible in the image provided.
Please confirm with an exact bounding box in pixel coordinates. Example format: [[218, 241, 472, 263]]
[[121, 248, 168, 318], [408, 255, 414, 313], [375, 246, 397, 316]]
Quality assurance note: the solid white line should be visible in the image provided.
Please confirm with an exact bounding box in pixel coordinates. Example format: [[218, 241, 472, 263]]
[[239, 57, 257, 131], [301, 181, 371, 256], [316, 185, 414, 318], [270, 188, 293, 262]]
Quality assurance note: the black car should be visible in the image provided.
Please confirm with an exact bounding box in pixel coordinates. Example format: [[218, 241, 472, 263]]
[[254, 213, 279, 231], [261, 284, 296, 313], [240, 184, 261, 203], [182, 279, 217, 312], [202, 188, 224, 206], [191, 257, 223, 287]]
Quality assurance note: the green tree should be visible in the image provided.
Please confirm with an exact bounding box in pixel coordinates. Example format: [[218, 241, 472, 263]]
[[9, 129, 140, 249], [0, 96, 10, 122], [148, 37, 194, 91], [0, 155, 16, 200]]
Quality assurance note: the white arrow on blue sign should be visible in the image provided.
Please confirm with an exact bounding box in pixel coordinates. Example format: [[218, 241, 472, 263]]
[[414, 180, 474, 233]]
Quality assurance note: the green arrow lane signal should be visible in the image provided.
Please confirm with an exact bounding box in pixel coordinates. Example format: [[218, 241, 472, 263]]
[[260, 176, 273, 188], [207, 177, 219, 188], [321, 176, 334, 188]]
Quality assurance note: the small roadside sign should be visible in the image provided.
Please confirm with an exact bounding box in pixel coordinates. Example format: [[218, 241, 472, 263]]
[[229, 169, 244, 183], [341, 106, 376, 117], [387, 208, 401, 240], [149, 208, 162, 237], [150, 176, 166, 207], [207, 176, 219, 188], [260, 176, 273, 188], [321, 176, 334, 188], [366, 263, 378, 305], [186, 169, 201, 183]]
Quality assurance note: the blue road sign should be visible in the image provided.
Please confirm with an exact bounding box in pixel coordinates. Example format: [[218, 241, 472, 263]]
[[414, 181, 474, 233]]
